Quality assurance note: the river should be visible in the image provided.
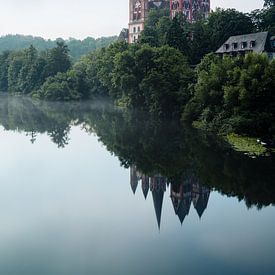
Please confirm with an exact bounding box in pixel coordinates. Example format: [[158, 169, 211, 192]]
[[0, 94, 274, 275]]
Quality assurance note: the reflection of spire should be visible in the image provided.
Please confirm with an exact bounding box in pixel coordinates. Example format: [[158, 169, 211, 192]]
[[193, 184, 210, 218], [130, 166, 139, 194], [171, 182, 192, 224], [129, 166, 211, 228], [141, 176, 149, 199], [150, 176, 166, 229]]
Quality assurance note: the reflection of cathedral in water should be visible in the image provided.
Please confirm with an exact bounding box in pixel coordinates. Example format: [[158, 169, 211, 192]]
[[130, 166, 210, 228]]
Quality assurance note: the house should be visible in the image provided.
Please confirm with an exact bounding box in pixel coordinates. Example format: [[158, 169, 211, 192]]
[[216, 32, 275, 59], [118, 28, 129, 43]]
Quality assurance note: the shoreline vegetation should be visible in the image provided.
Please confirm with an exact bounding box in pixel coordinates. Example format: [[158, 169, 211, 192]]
[[0, 94, 274, 208], [0, 3, 274, 154]]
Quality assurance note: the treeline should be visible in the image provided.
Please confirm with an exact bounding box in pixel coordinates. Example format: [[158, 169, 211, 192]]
[[140, 5, 275, 64], [0, 34, 117, 61], [183, 53, 275, 138], [31, 40, 275, 138], [0, 42, 71, 94], [0, 3, 274, 139]]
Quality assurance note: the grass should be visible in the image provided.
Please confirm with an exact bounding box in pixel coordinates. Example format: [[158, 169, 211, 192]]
[[226, 133, 268, 157]]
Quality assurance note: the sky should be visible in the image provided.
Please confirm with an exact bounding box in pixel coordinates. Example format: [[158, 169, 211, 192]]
[[0, 0, 264, 40]]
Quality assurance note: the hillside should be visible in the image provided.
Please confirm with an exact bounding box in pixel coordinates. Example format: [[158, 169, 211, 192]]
[[0, 34, 117, 61]]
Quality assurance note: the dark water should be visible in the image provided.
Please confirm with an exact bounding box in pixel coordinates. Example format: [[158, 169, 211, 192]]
[[0, 94, 274, 275]]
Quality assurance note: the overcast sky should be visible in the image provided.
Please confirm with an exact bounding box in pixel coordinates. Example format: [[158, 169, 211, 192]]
[[0, 0, 264, 40]]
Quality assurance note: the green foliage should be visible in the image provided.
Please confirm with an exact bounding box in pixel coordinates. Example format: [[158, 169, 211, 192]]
[[139, 9, 171, 47], [32, 41, 129, 101], [264, 0, 275, 7], [33, 72, 83, 101], [112, 44, 194, 116], [251, 6, 275, 35], [207, 9, 255, 52], [139, 8, 257, 65], [0, 42, 73, 95], [226, 133, 268, 156], [0, 35, 117, 61], [183, 53, 275, 138]]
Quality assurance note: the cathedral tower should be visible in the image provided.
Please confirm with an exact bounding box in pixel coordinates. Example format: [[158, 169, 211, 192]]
[[170, 0, 210, 22], [128, 0, 170, 44], [129, 0, 148, 44]]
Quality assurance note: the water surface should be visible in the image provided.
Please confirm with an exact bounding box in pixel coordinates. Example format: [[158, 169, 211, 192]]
[[0, 94, 274, 275]]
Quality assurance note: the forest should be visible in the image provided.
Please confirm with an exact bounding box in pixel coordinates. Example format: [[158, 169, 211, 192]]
[[0, 1, 274, 140], [0, 34, 117, 61]]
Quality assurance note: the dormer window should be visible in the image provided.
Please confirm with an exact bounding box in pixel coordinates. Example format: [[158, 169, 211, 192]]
[[224, 44, 229, 50], [241, 42, 247, 49], [232, 42, 238, 50], [250, 40, 256, 48]]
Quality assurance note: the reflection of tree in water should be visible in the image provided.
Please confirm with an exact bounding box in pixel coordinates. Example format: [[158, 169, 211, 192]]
[[0, 94, 83, 148], [48, 125, 70, 148], [83, 107, 275, 209], [26, 131, 37, 144], [0, 94, 274, 210]]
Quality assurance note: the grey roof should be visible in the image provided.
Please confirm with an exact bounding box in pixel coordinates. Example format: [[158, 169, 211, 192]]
[[216, 32, 269, 54], [118, 28, 129, 41]]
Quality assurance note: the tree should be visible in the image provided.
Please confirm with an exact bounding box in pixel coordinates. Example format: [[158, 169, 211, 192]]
[[139, 8, 170, 46], [0, 51, 10, 91], [165, 14, 191, 59], [251, 6, 275, 35], [183, 53, 275, 138], [44, 41, 71, 78], [264, 0, 275, 7], [206, 9, 255, 52]]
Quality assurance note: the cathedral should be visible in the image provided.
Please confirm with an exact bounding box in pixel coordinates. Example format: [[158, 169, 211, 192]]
[[128, 0, 170, 44], [170, 0, 210, 21], [128, 0, 211, 43]]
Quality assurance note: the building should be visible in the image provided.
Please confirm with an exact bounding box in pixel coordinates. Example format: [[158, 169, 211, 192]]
[[118, 28, 129, 42], [216, 32, 275, 59], [170, 0, 210, 21], [128, 0, 170, 44], [128, 0, 210, 43]]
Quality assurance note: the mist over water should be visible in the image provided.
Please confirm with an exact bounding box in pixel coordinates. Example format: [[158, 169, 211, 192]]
[[0, 94, 274, 275]]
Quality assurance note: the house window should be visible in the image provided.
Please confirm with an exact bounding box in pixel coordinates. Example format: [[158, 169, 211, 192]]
[[133, 27, 136, 33], [241, 42, 247, 49], [224, 44, 229, 50], [138, 26, 141, 32], [250, 40, 256, 48], [232, 42, 238, 50]]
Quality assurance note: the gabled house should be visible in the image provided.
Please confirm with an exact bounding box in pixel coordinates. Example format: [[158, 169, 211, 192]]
[[216, 32, 275, 59]]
